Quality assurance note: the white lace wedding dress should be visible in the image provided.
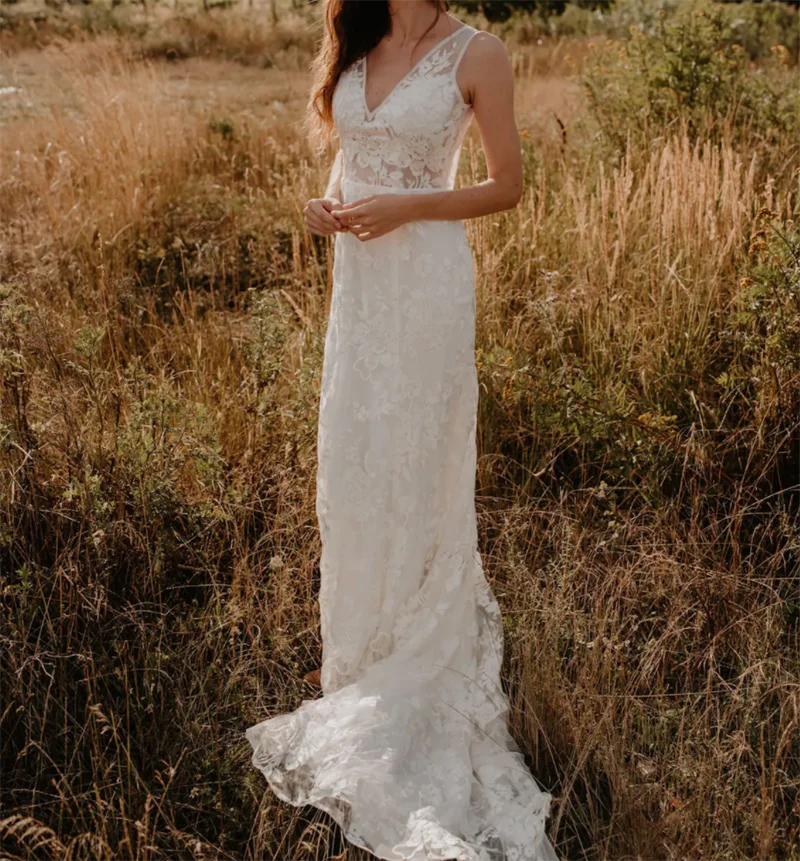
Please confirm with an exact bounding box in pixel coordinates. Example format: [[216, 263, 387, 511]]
[[246, 22, 558, 861]]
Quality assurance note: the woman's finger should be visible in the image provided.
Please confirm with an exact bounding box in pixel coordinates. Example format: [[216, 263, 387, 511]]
[[337, 203, 372, 224], [307, 223, 330, 237], [337, 195, 375, 212], [311, 201, 342, 226], [305, 210, 327, 230], [307, 206, 342, 233], [347, 224, 370, 236], [355, 223, 382, 240], [319, 205, 344, 228], [306, 213, 337, 236], [309, 200, 333, 215], [320, 200, 344, 219]]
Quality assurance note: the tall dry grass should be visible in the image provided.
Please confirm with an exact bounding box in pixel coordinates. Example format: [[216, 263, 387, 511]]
[[1, 4, 798, 860]]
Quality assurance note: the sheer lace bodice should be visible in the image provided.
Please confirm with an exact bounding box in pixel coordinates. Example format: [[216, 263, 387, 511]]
[[333, 23, 479, 190]]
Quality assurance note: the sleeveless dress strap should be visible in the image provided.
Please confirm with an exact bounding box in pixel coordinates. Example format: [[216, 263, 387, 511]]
[[450, 25, 481, 85]]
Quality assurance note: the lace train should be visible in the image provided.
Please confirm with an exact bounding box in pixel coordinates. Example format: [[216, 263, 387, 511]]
[[246, 547, 557, 861]]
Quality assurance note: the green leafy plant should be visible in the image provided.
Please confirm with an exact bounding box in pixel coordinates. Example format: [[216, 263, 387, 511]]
[[583, 2, 799, 161]]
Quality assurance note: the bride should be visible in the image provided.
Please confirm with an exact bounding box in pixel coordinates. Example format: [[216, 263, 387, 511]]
[[245, 1, 558, 859]]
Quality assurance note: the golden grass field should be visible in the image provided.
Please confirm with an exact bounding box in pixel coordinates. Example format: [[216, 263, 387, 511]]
[[1, 0, 799, 859]]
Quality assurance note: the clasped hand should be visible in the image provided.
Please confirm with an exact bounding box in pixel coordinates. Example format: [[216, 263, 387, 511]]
[[303, 194, 414, 241]]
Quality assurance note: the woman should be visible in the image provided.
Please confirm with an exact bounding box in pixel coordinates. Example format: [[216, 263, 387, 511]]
[[246, 2, 558, 859]]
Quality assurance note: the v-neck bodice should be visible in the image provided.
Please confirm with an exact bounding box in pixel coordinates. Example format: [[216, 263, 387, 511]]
[[332, 22, 479, 192], [363, 23, 470, 119]]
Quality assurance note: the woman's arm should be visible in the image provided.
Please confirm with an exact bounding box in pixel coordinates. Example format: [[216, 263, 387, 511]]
[[304, 148, 346, 236], [336, 34, 522, 241], [324, 147, 344, 201]]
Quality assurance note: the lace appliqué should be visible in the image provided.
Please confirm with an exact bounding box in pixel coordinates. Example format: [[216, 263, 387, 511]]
[[333, 25, 479, 190]]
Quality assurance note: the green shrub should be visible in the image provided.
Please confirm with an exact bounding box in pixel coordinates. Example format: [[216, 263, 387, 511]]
[[582, 1, 799, 168], [551, 0, 799, 54], [719, 211, 800, 430]]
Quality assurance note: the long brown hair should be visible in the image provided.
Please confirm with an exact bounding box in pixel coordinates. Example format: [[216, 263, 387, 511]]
[[307, 0, 449, 150]]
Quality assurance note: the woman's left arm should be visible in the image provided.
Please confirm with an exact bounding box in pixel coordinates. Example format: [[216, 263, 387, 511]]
[[336, 33, 522, 241]]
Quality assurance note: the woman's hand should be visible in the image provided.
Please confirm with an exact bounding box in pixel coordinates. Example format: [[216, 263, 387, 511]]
[[336, 194, 416, 241], [304, 197, 346, 236]]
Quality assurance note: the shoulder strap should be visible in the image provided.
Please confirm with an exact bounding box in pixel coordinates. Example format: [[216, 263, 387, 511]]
[[451, 26, 480, 80]]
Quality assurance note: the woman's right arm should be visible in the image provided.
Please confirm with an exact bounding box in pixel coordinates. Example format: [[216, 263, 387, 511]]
[[304, 149, 345, 236], [325, 148, 343, 200]]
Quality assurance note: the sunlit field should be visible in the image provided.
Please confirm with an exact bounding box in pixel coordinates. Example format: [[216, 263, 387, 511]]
[[1, 0, 798, 859]]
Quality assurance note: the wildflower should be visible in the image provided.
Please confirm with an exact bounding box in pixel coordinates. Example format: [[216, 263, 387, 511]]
[[770, 45, 789, 66]]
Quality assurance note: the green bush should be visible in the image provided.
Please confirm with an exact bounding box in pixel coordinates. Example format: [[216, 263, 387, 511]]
[[550, 0, 799, 54], [717, 0, 800, 60], [719, 211, 800, 428], [582, 1, 799, 167]]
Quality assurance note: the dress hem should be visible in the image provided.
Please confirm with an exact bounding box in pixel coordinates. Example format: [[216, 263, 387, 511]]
[[245, 722, 558, 861]]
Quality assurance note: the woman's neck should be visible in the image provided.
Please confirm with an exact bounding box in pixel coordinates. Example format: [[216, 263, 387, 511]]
[[386, 0, 442, 45]]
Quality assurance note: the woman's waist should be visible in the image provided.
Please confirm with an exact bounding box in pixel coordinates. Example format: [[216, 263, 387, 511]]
[[341, 177, 452, 202]]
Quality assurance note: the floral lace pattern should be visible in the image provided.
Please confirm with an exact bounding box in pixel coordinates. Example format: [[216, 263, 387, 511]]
[[332, 24, 479, 190], [245, 21, 559, 861]]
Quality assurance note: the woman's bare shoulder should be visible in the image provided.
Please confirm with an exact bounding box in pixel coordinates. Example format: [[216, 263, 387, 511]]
[[446, 14, 508, 59], [463, 26, 508, 57], [459, 27, 510, 78]]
